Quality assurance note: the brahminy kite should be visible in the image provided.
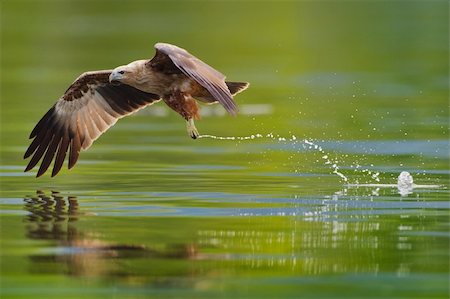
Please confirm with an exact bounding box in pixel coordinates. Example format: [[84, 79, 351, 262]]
[[24, 43, 249, 177]]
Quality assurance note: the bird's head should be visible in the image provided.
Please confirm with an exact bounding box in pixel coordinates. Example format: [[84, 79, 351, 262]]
[[109, 65, 133, 85]]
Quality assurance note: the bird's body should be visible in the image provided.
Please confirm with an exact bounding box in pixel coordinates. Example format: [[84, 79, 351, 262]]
[[24, 43, 249, 177]]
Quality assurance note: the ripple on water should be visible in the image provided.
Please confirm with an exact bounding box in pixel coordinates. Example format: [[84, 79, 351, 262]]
[[69, 186, 450, 218]]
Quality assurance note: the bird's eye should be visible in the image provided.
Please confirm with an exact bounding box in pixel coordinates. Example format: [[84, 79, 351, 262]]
[[118, 70, 125, 74]]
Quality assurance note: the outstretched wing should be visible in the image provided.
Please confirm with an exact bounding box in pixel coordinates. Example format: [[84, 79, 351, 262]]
[[150, 43, 238, 115], [24, 70, 161, 177]]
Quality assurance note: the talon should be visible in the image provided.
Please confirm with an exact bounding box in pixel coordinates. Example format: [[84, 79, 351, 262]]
[[186, 119, 199, 139]]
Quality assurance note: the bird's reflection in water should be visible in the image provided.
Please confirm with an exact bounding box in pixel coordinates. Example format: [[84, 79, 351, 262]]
[[23, 191, 198, 278], [24, 190, 79, 241]]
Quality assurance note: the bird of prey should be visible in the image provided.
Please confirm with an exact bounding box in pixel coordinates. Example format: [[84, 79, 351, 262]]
[[24, 42, 249, 177]]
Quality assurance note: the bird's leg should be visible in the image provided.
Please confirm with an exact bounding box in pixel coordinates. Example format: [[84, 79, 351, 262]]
[[163, 91, 201, 140], [186, 118, 199, 139]]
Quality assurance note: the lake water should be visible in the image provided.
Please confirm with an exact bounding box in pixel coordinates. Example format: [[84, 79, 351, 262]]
[[1, 1, 449, 298]]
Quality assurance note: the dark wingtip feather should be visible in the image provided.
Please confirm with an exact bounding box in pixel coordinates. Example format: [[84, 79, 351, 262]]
[[25, 133, 53, 173], [36, 134, 60, 178], [24, 138, 40, 159], [25, 125, 51, 159], [68, 134, 81, 169], [52, 134, 69, 177], [24, 163, 33, 172], [29, 106, 55, 139], [24, 148, 32, 159]]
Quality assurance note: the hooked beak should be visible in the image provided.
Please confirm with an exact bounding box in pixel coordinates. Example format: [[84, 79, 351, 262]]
[[109, 70, 122, 85]]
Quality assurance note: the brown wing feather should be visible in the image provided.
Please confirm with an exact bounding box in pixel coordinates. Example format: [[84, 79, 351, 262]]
[[25, 70, 161, 177], [152, 43, 239, 115], [146, 49, 181, 74]]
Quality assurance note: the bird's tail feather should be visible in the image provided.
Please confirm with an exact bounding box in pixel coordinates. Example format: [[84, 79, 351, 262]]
[[226, 81, 249, 96]]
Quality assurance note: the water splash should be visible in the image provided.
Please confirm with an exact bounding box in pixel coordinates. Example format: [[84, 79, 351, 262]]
[[199, 134, 442, 196], [199, 134, 263, 141], [345, 171, 441, 197], [397, 171, 413, 189], [199, 133, 349, 182], [397, 171, 414, 196]]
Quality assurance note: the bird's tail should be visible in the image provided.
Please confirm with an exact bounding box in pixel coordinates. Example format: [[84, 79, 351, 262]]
[[226, 81, 250, 96]]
